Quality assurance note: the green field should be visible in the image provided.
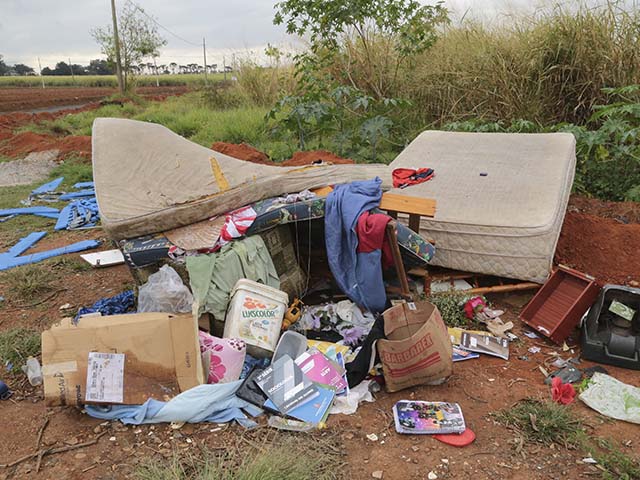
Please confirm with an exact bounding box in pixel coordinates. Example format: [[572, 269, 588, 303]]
[[0, 73, 226, 88]]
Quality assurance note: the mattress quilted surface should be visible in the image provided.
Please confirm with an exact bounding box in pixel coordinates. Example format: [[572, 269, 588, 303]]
[[389, 130, 576, 282]]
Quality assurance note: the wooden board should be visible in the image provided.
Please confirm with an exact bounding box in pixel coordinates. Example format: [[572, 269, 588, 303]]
[[380, 192, 436, 217]]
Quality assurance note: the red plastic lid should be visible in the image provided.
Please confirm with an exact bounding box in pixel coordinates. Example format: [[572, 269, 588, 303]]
[[433, 428, 476, 447]]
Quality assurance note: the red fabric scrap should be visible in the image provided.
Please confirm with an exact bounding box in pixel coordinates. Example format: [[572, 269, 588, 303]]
[[392, 168, 434, 188], [356, 211, 393, 269]]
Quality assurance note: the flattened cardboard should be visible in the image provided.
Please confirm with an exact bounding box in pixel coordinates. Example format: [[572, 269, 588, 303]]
[[42, 312, 203, 406]]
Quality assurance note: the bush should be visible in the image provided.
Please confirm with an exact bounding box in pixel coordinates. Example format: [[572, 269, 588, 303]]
[[200, 81, 248, 110]]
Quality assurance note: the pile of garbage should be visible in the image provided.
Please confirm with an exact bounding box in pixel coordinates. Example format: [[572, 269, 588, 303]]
[[3, 121, 639, 454], [7, 175, 637, 438]]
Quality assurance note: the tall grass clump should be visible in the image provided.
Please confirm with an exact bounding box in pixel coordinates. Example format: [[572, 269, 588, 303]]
[[333, 1, 640, 127]]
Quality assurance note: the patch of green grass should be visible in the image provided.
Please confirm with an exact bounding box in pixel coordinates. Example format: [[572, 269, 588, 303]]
[[0, 183, 34, 210], [2, 264, 55, 300], [493, 399, 583, 446], [48, 255, 92, 273], [0, 155, 13, 163], [135, 435, 343, 480], [0, 73, 224, 88], [494, 399, 640, 479], [576, 436, 640, 480], [0, 328, 41, 367], [47, 156, 94, 188]]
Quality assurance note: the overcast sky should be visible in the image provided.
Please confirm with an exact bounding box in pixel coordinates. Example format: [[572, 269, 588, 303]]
[[1, 0, 539, 69]]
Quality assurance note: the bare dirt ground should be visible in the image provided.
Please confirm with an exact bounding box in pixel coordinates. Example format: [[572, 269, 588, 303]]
[[0, 86, 188, 113], [0, 92, 639, 480]]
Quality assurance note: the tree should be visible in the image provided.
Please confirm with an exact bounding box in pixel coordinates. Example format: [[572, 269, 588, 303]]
[[87, 59, 114, 75], [91, 2, 167, 90], [169, 62, 178, 74], [0, 54, 9, 76], [274, 0, 448, 97]]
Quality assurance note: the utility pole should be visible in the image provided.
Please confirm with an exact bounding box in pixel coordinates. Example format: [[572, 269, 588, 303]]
[[153, 56, 160, 87], [202, 37, 208, 85], [111, 0, 125, 94], [37, 57, 45, 89], [223, 55, 226, 81], [68, 58, 75, 83]]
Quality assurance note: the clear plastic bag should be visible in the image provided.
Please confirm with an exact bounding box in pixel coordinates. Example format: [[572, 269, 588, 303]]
[[138, 265, 194, 313]]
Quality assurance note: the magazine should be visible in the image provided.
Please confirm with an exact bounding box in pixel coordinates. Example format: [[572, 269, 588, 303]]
[[452, 346, 480, 362], [393, 401, 466, 435], [460, 331, 509, 360], [265, 384, 335, 425], [295, 348, 347, 393]]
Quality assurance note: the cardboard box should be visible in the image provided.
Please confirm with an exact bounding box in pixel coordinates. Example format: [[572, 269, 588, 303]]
[[377, 301, 453, 393], [42, 312, 204, 406]]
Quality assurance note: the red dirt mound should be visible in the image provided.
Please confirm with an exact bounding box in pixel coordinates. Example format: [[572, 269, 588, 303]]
[[568, 194, 640, 224], [0, 131, 91, 159], [555, 210, 640, 285], [211, 142, 274, 165], [282, 150, 354, 166]]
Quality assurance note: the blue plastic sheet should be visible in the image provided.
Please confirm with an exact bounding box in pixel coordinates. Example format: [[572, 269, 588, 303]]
[[0, 231, 100, 271], [31, 177, 64, 195], [55, 198, 99, 230], [59, 189, 95, 201]]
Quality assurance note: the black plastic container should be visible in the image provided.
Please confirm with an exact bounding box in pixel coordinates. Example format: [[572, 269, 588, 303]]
[[582, 284, 640, 370]]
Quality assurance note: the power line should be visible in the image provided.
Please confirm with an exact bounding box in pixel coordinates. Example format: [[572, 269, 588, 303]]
[[125, 0, 201, 47]]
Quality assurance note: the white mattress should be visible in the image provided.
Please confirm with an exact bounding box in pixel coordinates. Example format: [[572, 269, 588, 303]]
[[92, 118, 391, 240], [389, 130, 576, 283]]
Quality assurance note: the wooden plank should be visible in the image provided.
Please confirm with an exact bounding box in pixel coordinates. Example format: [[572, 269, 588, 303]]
[[380, 192, 436, 217], [311, 185, 334, 197]]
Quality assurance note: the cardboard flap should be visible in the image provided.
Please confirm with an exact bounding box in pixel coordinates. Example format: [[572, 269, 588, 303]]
[[383, 302, 437, 340]]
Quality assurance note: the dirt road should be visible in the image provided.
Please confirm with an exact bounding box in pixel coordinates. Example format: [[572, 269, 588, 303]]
[[0, 86, 188, 113]]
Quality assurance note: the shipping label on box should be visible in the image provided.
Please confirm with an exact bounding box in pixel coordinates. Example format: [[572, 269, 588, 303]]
[[85, 352, 125, 404]]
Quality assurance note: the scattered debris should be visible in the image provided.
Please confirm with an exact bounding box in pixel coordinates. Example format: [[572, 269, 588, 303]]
[[0, 231, 100, 271], [579, 372, 640, 424]]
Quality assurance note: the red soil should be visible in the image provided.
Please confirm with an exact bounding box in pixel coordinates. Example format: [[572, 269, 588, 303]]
[[0, 131, 91, 158], [210, 142, 355, 167], [555, 210, 640, 286], [567, 194, 640, 224], [0, 86, 188, 113], [282, 149, 354, 166], [211, 141, 273, 165]]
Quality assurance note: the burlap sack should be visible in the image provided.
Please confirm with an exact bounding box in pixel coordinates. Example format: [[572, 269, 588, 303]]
[[377, 301, 453, 392]]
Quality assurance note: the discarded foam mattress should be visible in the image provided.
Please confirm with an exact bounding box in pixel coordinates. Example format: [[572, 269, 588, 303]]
[[92, 118, 391, 240], [388, 131, 575, 283]]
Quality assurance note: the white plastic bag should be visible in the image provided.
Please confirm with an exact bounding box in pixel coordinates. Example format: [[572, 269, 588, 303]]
[[138, 265, 193, 313]]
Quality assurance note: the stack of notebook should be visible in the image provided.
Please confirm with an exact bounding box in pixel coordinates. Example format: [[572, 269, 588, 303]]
[[237, 348, 348, 426]]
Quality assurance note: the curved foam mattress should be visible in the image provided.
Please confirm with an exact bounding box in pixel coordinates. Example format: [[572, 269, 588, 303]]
[[92, 118, 391, 240], [389, 130, 576, 283]]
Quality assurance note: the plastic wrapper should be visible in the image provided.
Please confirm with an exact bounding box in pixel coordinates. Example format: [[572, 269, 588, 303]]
[[138, 265, 193, 313]]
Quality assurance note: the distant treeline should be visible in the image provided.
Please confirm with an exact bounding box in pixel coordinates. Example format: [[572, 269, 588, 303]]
[[1, 55, 234, 77], [41, 60, 114, 76]]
